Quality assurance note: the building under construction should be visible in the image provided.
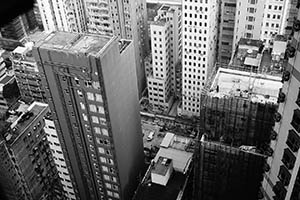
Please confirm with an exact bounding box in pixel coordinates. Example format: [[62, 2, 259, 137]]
[[199, 65, 282, 151], [192, 62, 284, 200], [193, 139, 266, 200]]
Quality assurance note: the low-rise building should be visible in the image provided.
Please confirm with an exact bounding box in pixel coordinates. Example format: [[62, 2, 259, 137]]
[[133, 132, 194, 200]]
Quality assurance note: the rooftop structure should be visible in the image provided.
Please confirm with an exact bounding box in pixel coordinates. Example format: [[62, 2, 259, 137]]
[[230, 38, 286, 76], [3, 102, 48, 145], [133, 132, 194, 200], [208, 68, 282, 104]]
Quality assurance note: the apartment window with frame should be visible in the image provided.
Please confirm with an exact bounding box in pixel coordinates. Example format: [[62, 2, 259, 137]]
[[80, 102, 85, 110], [278, 165, 291, 186], [94, 127, 101, 135], [248, 7, 255, 13], [296, 88, 300, 107], [291, 109, 300, 133], [281, 148, 296, 169], [87, 92, 94, 101], [246, 24, 253, 30], [92, 116, 99, 124], [89, 104, 97, 112], [102, 166, 109, 172], [95, 94, 103, 102], [98, 147, 105, 154], [247, 16, 254, 22], [286, 129, 300, 152], [100, 157, 107, 163]]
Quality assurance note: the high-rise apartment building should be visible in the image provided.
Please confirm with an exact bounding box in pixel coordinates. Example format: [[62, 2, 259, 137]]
[[146, 4, 181, 112], [218, 0, 236, 64], [0, 16, 29, 41], [33, 32, 144, 200], [37, 0, 149, 96], [181, 0, 218, 116], [12, 43, 47, 102], [262, 12, 300, 200], [233, 0, 297, 50], [36, 0, 86, 33], [84, 0, 149, 97], [0, 101, 63, 200]]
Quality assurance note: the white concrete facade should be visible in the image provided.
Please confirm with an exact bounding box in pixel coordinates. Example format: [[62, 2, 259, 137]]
[[233, 0, 265, 51], [36, 0, 86, 32], [234, 0, 290, 50], [147, 5, 181, 112], [45, 118, 76, 200], [262, 11, 300, 200], [181, 0, 218, 116]]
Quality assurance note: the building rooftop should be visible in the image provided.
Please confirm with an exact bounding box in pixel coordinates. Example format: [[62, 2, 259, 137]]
[[231, 38, 285, 76], [133, 133, 194, 200], [207, 67, 282, 104], [39, 32, 115, 56], [2, 102, 48, 145], [0, 74, 14, 85], [135, 171, 186, 200], [152, 157, 172, 176], [147, 3, 162, 21], [21, 31, 49, 44]]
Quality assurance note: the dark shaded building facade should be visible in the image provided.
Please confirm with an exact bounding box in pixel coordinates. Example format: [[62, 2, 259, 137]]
[[0, 102, 63, 200], [193, 140, 265, 200]]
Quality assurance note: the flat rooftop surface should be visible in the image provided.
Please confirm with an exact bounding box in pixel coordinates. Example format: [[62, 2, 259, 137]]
[[40, 32, 112, 55], [135, 171, 186, 200], [209, 68, 282, 104], [152, 157, 172, 175], [7, 102, 47, 145]]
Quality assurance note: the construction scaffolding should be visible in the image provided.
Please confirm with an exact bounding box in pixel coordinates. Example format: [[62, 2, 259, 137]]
[[199, 94, 277, 149], [199, 63, 279, 150], [192, 63, 281, 200], [193, 141, 265, 200]]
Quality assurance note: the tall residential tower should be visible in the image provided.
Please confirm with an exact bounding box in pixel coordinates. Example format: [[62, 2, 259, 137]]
[[181, 0, 218, 116], [262, 11, 300, 200], [146, 4, 181, 112], [33, 32, 144, 200]]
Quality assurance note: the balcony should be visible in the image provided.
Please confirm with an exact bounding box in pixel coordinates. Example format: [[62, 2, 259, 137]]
[[286, 45, 296, 58], [293, 19, 300, 32], [277, 89, 286, 103], [281, 71, 290, 82], [270, 130, 278, 140], [274, 112, 282, 122]]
